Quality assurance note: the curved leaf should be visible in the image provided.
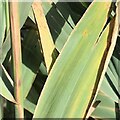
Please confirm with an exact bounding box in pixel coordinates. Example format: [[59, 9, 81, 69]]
[[33, 1, 112, 118]]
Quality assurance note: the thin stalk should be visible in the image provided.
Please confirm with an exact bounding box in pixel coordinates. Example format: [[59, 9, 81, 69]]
[[9, 1, 24, 118]]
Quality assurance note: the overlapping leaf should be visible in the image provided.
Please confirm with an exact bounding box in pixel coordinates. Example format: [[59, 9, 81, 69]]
[[0, 64, 15, 103], [91, 91, 118, 119], [1, 2, 35, 101], [33, 1, 112, 118]]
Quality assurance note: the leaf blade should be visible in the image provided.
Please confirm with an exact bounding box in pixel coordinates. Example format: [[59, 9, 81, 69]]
[[33, 1, 112, 118]]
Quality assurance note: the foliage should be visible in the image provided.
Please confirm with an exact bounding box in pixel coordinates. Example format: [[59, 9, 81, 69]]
[[0, 1, 120, 119]]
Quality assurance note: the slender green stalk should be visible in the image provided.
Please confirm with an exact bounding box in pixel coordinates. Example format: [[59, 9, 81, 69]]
[[9, 1, 24, 118]]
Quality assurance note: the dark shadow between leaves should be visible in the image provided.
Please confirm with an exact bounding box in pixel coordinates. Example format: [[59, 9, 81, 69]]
[[2, 49, 14, 97], [45, 2, 85, 44], [115, 102, 120, 119], [105, 73, 120, 99], [21, 25, 44, 74]]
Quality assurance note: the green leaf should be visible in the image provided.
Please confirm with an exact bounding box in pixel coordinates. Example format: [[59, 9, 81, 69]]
[[30, 2, 73, 52], [33, 2, 112, 118], [32, 2, 56, 73], [0, 62, 36, 114], [1, 2, 36, 100], [100, 38, 120, 102], [24, 99, 35, 114], [21, 29, 42, 99], [19, 2, 33, 28], [1, 2, 33, 64], [91, 91, 118, 119], [0, 2, 6, 46], [0, 64, 15, 103], [0, 31, 11, 64], [52, 2, 77, 27]]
